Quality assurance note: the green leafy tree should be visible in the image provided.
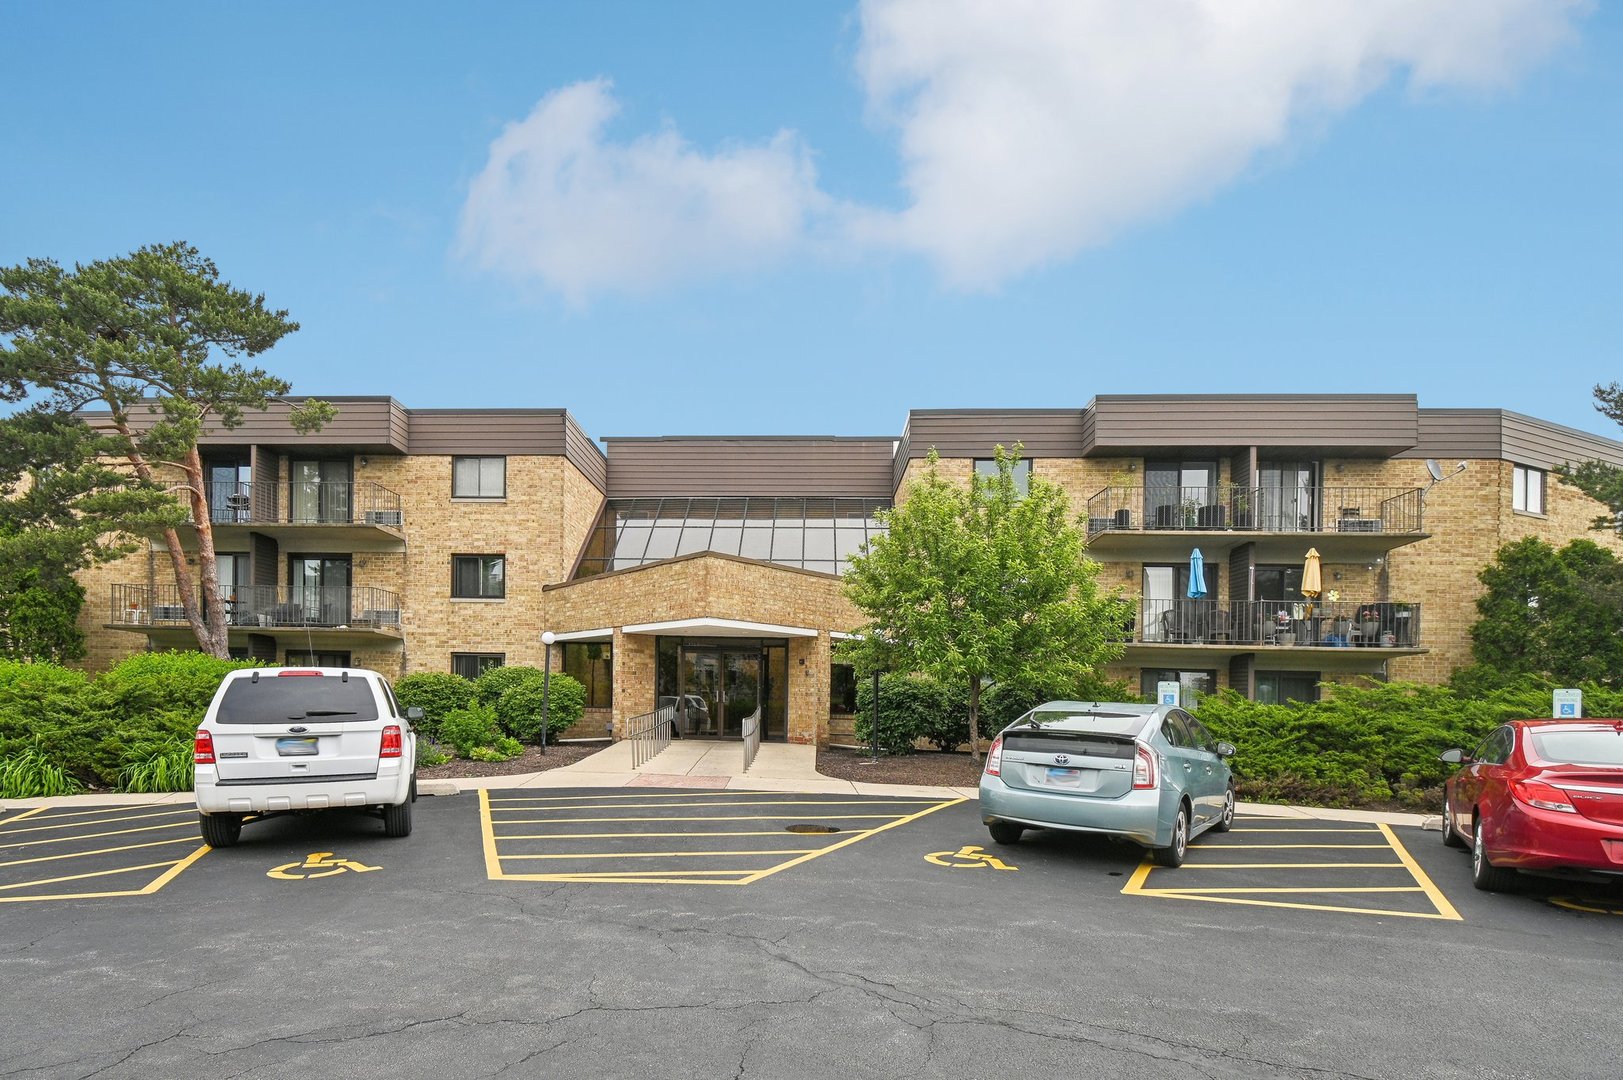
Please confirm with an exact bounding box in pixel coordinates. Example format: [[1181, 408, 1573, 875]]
[[838, 446, 1132, 759], [0, 242, 333, 657], [1559, 381, 1623, 531], [0, 409, 182, 661], [1464, 537, 1623, 687]]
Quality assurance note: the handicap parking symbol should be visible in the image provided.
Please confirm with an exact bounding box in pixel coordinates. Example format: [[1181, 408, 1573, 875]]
[[924, 844, 1018, 871], [267, 852, 382, 881]]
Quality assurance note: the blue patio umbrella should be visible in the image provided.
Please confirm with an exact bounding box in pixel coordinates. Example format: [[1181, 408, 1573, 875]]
[[1187, 548, 1207, 598]]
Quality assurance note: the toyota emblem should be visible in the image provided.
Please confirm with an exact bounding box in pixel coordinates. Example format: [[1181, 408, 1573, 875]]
[[1054, 753, 1070, 765]]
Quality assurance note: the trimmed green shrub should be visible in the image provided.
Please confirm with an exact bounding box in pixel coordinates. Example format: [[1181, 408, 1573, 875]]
[[416, 740, 453, 768], [394, 672, 474, 740], [855, 673, 968, 754], [473, 666, 585, 743], [90, 651, 258, 721], [440, 703, 503, 757]]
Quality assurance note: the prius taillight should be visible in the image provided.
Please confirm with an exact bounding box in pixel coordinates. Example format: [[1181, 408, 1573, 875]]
[[194, 729, 216, 765], [380, 725, 403, 759], [985, 736, 1004, 777], [1132, 744, 1157, 789]]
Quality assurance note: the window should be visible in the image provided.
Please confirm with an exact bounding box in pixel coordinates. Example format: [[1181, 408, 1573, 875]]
[[974, 458, 1031, 497], [452, 652, 504, 680], [562, 643, 613, 708], [1145, 460, 1218, 529], [1140, 669, 1217, 705], [452, 555, 506, 599], [1255, 671, 1319, 705], [452, 456, 506, 499], [1513, 465, 1545, 514], [830, 663, 859, 715], [285, 650, 352, 668]]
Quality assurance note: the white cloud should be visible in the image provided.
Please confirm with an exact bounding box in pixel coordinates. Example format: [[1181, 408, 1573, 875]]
[[458, 2, 1587, 297], [457, 79, 828, 303]]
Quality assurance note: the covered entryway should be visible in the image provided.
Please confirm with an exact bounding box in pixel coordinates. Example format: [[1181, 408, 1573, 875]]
[[670, 641, 787, 741]]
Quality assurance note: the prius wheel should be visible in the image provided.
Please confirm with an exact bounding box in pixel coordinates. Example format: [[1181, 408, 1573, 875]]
[[1152, 805, 1189, 868], [382, 798, 413, 838], [1212, 786, 1236, 833], [988, 821, 1023, 846], [1471, 816, 1517, 892], [199, 812, 242, 848]]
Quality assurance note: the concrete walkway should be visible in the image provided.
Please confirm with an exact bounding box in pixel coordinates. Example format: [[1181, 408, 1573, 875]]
[[0, 737, 1434, 826]]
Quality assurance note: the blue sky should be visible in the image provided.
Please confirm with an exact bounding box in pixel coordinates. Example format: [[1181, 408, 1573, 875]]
[[3, 1, 1619, 442]]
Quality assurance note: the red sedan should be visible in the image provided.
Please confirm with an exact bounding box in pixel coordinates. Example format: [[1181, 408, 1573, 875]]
[[1441, 719, 1623, 891]]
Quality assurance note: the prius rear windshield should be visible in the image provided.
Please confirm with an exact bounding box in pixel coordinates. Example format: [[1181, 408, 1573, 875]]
[[1528, 730, 1623, 767], [1024, 711, 1149, 738], [215, 676, 380, 724]]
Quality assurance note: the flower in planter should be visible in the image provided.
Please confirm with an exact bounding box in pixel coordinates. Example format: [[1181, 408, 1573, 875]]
[[1358, 608, 1379, 622], [1274, 610, 1292, 627]]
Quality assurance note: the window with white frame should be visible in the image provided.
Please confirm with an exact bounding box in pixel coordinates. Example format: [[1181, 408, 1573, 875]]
[[1513, 465, 1545, 514]]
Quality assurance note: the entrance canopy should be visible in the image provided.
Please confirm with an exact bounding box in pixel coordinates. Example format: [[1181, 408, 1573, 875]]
[[621, 617, 818, 639]]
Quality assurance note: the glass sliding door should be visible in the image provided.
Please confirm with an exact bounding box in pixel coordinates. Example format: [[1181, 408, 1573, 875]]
[[1257, 462, 1318, 532], [288, 555, 351, 626], [207, 459, 251, 523], [665, 640, 788, 741], [1145, 461, 1216, 529], [290, 460, 353, 524]]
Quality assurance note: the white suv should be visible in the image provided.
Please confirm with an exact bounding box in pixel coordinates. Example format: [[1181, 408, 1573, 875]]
[[193, 666, 419, 847]]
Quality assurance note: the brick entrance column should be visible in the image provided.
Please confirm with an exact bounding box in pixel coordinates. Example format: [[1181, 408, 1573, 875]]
[[786, 633, 831, 745]]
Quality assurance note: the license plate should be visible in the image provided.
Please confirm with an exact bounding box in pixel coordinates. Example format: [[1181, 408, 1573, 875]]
[[276, 736, 319, 757], [1043, 766, 1083, 788]]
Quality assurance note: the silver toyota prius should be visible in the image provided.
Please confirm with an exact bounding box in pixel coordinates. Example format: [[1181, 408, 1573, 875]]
[[978, 701, 1236, 867]]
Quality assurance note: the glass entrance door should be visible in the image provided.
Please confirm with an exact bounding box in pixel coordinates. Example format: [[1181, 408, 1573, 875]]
[[676, 645, 775, 740]]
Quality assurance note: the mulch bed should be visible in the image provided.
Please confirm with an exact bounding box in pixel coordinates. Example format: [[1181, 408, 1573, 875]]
[[816, 747, 984, 787], [416, 740, 606, 780]]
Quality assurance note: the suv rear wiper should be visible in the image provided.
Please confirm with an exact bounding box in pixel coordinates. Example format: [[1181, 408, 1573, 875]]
[[286, 710, 358, 718]]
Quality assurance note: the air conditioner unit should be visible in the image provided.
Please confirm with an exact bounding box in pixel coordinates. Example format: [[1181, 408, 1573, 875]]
[[363, 510, 403, 527], [151, 605, 187, 621], [362, 609, 402, 627]]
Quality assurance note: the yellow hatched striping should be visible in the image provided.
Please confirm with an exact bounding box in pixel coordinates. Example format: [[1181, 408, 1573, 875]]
[[1175, 862, 1405, 870], [0, 845, 209, 905], [0, 819, 197, 849], [500, 849, 821, 860], [0, 860, 178, 892], [0, 835, 198, 870], [491, 799, 937, 812], [0, 808, 194, 836], [489, 813, 911, 825], [492, 830, 816, 840]]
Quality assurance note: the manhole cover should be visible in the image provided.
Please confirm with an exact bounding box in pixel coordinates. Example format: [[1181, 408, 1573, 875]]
[[785, 824, 841, 834]]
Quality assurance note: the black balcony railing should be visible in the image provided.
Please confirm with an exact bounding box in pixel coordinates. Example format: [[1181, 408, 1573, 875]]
[[111, 584, 403, 630], [1085, 486, 1423, 537], [1130, 599, 1421, 648], [176, 481, 405, 528]]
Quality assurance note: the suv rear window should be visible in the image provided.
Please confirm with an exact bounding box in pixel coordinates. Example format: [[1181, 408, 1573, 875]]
[[215, 676, 380, 724]]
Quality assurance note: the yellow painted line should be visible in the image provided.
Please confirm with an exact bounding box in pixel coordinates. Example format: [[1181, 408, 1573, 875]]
[[1378, 822, 1462, 921], [0, 819, 197, 849], [1195, 844, 1391, 850], [1, 802, 186, 823], [1224, 828, 1379, 834], [1122, 859, 1156, 893], [489, 790, 828, 803], [1139, 886, 1425, 895], [0, 806, 49, 827], [491, 799, 935, 812], [500, 849, 820, 860], [1134, 891, 1461, 920], [0, 808, 194, 836], [0, 844, 209, 904], [478, 790, 503, 883], [492, 830, 813, 840], [0, 836, 198, 870], [524, 875, 758, 886], [489, 814, 912, 824], [0, 860, 178, 892], [740, 798, 965, 885], [1175, 862, 1405, 870]]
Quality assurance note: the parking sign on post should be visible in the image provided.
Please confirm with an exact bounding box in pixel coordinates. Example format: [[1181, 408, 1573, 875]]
[[1158, 681, 1180, 707], [1553, 688, 1582, 719]]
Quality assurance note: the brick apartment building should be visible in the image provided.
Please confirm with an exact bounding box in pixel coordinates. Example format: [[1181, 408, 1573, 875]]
[[76, 394, 1623, 747]]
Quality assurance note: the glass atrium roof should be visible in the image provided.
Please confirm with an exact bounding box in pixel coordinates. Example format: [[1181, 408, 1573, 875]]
[[573, 497, 890, 579]]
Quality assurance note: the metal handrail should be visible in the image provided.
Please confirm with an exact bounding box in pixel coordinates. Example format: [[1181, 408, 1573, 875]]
[[740, 707, 763, 775], [1129, 598, 1421, 647], [171, 480, 405, 528], [1084, 485, 1424, 537], [627, 704, 676, 769], [110, 583, 403, 629]]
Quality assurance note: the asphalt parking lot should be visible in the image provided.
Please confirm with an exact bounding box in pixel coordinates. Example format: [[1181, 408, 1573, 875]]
[[2, 790, 1620, 1079]]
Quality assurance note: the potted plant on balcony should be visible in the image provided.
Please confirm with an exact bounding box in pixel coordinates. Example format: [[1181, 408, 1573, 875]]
[[1358, 607, 1381, 644], [1273, 609, 1295, 647]]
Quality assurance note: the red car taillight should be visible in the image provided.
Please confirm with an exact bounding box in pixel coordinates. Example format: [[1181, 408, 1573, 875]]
[[1511, 779, 1577, 813], [985, 736, 1003, 777], [1132, 744, 1157, 789], [380, 724, 403, 759], [194, 729, 215, 765]]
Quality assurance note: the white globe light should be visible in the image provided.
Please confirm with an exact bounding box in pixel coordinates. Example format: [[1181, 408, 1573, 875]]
[[541, 631, 556, 646]]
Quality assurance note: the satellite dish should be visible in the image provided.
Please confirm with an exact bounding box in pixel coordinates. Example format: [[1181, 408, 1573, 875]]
[[1425, 459, 1444, 482]]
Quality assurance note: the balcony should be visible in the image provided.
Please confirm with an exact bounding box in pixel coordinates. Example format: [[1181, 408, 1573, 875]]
[[168, 481, 406, 551], [1084, 485, 1426, 561], [108, 584, 404, 648], [1121, 598, 1425, 671]]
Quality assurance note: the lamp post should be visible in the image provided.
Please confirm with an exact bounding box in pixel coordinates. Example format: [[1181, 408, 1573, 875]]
[[540, 631, 555, 753]]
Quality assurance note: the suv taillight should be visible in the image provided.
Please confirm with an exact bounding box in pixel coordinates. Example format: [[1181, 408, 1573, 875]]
[[194, 729, 215, 765], [985, 736, 1004, 777], [380, 724, 403, 759], [1132, 744, 1157, 789]]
